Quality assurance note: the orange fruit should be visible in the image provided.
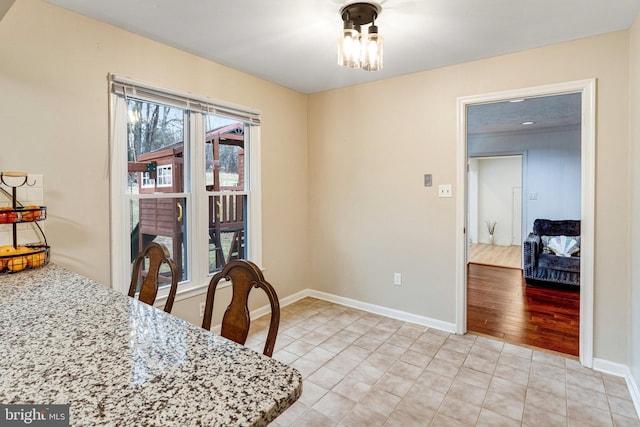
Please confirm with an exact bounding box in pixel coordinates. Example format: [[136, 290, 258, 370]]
[[26, 251, 46, 268], [7, 256, 27, 272], [21, 206, 41, 222], [0, 245, 15, 254], [0, 246, 15, 270]]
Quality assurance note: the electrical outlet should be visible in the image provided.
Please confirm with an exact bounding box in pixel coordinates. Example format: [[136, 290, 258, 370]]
[[199, 302, 206, 317], [394, 273, 402, 286]]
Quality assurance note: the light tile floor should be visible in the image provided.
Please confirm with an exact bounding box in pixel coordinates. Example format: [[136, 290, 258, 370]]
[[246, 297, 640, 427]]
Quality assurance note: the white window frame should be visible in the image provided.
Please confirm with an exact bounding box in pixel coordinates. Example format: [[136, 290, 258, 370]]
[[108, 74, 262, 303], [156, 164, 173, 188], [141, 172, 155, 188]]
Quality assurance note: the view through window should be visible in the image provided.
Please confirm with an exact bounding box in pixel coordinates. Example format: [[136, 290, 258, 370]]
[[110, 78, 260, 296]]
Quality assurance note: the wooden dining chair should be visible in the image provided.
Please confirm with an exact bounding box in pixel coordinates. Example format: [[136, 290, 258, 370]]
[[202, 259, 280, 357], [128, 241, 179, 313]]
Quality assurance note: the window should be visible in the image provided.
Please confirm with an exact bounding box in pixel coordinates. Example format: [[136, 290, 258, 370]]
[[156, 165, 173, 188], [109, 75, 261, 298], [204, 117, 249, 274], [141, 172, 155, 188], [141, 165, 174, 189]]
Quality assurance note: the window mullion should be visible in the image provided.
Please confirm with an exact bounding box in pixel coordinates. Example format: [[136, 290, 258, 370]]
[[110, 94, 132, 294], [247, 125, 262, 265], [191, 113, 209, 285]]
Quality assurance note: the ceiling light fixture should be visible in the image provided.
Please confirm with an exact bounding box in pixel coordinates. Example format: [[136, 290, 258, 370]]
[[522, 121, 536, 125], [338, 2, 383, 71]]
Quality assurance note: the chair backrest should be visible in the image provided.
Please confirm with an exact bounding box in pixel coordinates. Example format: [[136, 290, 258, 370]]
[[202, 259, 280, 357], [128, 242, 179, 313], [533, 219, 581, 237]]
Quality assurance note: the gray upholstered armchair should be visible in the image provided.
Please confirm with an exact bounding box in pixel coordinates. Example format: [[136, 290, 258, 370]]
[[523, 219, 581, 287]]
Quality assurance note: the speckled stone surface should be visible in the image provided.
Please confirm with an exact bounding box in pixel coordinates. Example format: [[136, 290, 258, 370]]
[[0, 264, 302, 426]]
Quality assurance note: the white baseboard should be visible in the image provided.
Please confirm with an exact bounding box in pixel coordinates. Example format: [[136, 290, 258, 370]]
[[270, 288, 456, 333], [593, 358, 640, 419], [626, 372, 640, 420], [247, 288, 311, 321], [279, 289, 313, 308], [593, 358, 631, 377]]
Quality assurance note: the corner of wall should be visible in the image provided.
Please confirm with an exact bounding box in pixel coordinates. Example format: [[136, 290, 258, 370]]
[[627, 5, 640, 405], [0, 1, 16, 24]]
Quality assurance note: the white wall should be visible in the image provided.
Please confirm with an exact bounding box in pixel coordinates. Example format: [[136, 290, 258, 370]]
[[469, 127, 581, 237], [468, 158, 479, 242], [472, 156, 522, 246]]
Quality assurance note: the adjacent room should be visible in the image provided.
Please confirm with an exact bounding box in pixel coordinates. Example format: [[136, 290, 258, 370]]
[[466, 94, 582, 357]]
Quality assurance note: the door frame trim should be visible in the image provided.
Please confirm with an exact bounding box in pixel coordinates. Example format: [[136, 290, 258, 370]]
[[455, 79, 596, 367]]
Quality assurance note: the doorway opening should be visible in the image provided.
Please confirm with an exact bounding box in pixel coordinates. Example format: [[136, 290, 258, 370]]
[[455, 80, 596, 366], [467, 155, 523, 269]]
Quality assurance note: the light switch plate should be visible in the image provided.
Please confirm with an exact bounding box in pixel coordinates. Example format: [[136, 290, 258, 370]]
[[424, 174, 432, 187], [438, 184, 452, 198]]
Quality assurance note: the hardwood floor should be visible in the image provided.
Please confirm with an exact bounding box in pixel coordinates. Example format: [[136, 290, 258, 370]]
[[467, 263, 580, 356]]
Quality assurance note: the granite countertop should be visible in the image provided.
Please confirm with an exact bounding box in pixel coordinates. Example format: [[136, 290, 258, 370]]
[[0, 264, 302, 426]]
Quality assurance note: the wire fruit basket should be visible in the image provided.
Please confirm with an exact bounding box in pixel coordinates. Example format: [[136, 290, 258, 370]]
[[0, 172, 49, 273]]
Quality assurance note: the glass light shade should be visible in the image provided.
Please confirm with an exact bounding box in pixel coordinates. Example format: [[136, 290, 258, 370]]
[[362, 32, 383, 71], [338, 28, 362, 68]]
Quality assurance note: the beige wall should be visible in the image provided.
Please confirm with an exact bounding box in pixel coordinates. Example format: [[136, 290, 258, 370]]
[[308, 32, 631, 363], [0, 0, 309, 326], [2, 0, 637, 365], [629, 12, 640, 380]]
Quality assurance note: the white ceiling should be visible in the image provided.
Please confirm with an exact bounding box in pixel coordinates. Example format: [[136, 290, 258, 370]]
[[44, 0, 640, 95]]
